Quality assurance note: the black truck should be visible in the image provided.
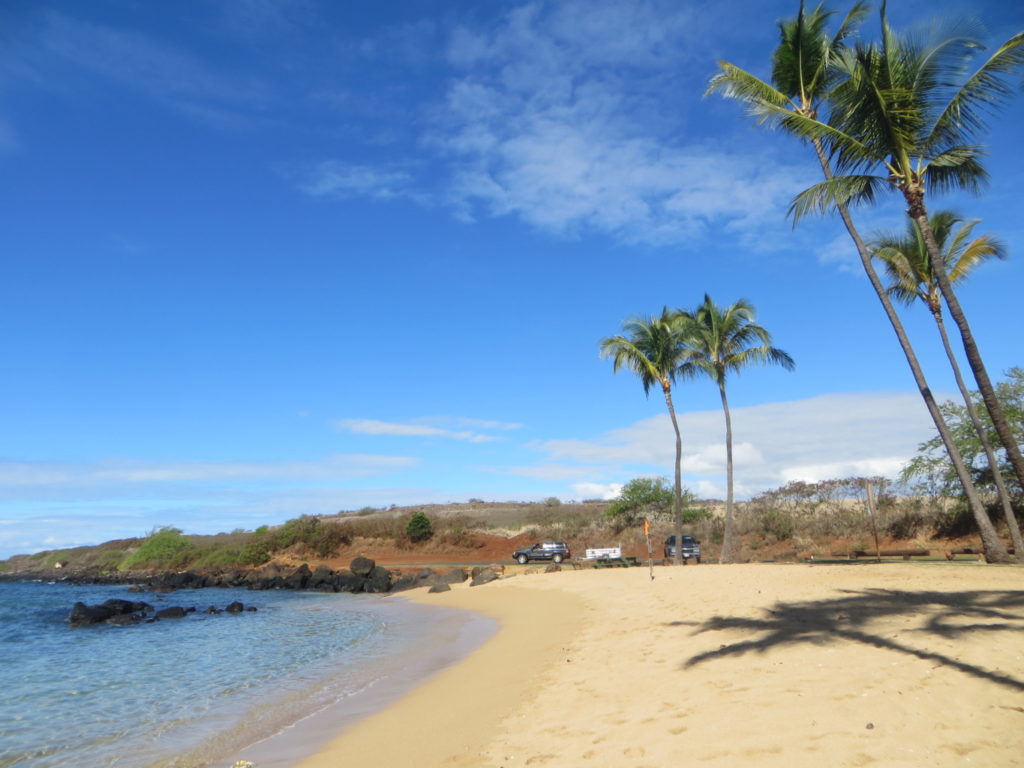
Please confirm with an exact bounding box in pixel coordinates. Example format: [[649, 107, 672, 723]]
[[513, 541, 571, 564], [664, 535, 701, 563]]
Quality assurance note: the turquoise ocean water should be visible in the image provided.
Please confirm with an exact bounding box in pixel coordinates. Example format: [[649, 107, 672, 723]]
[[0, 581, 490, 768]]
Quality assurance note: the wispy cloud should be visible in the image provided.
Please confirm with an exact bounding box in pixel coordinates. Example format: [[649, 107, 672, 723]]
[[299, 161, 420, 202], [333, 416, 514, 443], [529, 391, 938, 497], [0, 454, 416, 491], [297, 0, 814, 247], [7, 9, 267, 129]]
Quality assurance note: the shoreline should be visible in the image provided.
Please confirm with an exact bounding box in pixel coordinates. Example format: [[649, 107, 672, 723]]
[[218, 597, 497, 768], [292, 572, 586, 768], [292, 562, 1024, 768]]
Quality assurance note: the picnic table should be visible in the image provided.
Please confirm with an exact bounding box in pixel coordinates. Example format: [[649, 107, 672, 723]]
[[584, 547, 639, 568]]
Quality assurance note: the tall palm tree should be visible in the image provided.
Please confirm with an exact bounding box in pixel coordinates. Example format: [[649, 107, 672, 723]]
[[708, 2, 1012, 561], [600, 309, 692, 564], [677, 296, 794, 564], [871, 213, 1023, 556], [788, 6, 1024, 498]]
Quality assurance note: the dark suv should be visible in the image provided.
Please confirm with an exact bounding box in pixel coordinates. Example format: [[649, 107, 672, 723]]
[[513, 541, 571, 564], [664, 535, 701, 563]]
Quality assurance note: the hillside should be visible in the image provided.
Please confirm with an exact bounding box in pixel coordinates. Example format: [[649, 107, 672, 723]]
[[1, 492, 1005, 579]]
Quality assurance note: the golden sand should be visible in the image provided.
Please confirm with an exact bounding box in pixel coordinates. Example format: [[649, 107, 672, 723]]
[[295, 562, 1024, 768]]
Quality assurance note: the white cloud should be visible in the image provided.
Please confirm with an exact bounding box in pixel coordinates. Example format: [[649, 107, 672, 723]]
[[532, 391, 938, 496], [300, 161, 418, 201], [780, 457, 910, 484], [333, 416, 514, 443], [502, 464, 598, 481], [571, 481, 623, 500], [0, 454, 416, 491], [430, 1, 809, 245], [298, 0, 814, 247], [454, 417, 522, 430], [816, 231, 861, 272]]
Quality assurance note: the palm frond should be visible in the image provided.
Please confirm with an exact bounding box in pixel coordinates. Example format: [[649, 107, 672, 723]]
[[677, 295, 793, 386], [706, 62, 793, 120], [868, 242, 926, 307], [928, 31, 1024, 148], [924, 148, 988, 195], [789, 174, 888, 223], [600, 309, 693, 397], [946, 224, 1007, 283], [832, 1, 870, 50]]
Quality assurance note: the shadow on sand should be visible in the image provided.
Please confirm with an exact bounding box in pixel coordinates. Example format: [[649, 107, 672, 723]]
[[669, 588, 1024, 692]]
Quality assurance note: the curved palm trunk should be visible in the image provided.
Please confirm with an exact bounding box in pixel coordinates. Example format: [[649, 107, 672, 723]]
[[811, 143, 1009, 562], [718, 380, 736, 564], [909, 199, 1024, 493], [662, 384, 684, 566], [932, 306, 1023, 559]]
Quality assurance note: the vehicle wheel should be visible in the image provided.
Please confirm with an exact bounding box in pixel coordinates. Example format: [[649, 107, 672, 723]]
[[553, 554, 563, 563], [517, 554, 528, 564], [695, 557, 701, 564]]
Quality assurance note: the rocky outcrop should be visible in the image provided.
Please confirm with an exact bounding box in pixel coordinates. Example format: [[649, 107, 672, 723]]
[[363, 565, 393, 593], [69, 600, 254, 626], [390, 567, 469, 593], [154, 606, 189, 619], [470, 565, 503, 587], [350, 556, 376, 577], [46, 555, 429, 598], [69, 598, 152, 627]]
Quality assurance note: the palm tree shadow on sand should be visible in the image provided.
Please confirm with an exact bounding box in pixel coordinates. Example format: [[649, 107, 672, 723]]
[[670, 589, 1024, 692]]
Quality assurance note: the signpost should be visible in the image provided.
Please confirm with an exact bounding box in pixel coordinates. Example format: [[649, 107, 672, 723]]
[[644, 518, 654, 581]]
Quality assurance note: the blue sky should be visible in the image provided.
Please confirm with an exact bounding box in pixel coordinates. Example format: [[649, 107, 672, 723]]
[[1, 0, 1022, 558]]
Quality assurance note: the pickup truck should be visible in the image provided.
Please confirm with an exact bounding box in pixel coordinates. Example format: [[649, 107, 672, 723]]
[[664, 535, 701, 563]]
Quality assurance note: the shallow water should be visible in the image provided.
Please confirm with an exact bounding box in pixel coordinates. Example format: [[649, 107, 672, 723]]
[[0, 581, 492, 768]]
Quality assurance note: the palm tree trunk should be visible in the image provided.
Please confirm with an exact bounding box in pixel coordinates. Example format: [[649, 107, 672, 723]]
[[718, 380, 736, 564], [908, 198, 1024, 493], [810, 142, 1010, 562], [932, 306, 1023, 560], [663, 384, 684, 566]]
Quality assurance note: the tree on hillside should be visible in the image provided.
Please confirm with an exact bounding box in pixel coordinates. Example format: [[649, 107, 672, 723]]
[[600, 309, 692, 563], [676, 295, 794, 563], [707, 1, 1013, 561], [406, 511, 433, 542], [871, 213, 1023, 556], [905, 369, 1024, 502]]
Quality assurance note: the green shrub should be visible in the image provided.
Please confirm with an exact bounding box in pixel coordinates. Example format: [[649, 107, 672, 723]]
[[543, 496, 562, 507], [239, 539, 272, 566], [190, 545, 246, 570], [606, 477, 688, 530], [758, 510, 795, 540], [120, 527, 194, 570], [405, 511, 433, 542], [267, 515, 350, 558], [680, 507, 713, 524], [94, 549, 126, 572]]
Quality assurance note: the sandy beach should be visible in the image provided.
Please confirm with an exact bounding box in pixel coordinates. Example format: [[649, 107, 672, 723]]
[[295, 562, 1024, 768]]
